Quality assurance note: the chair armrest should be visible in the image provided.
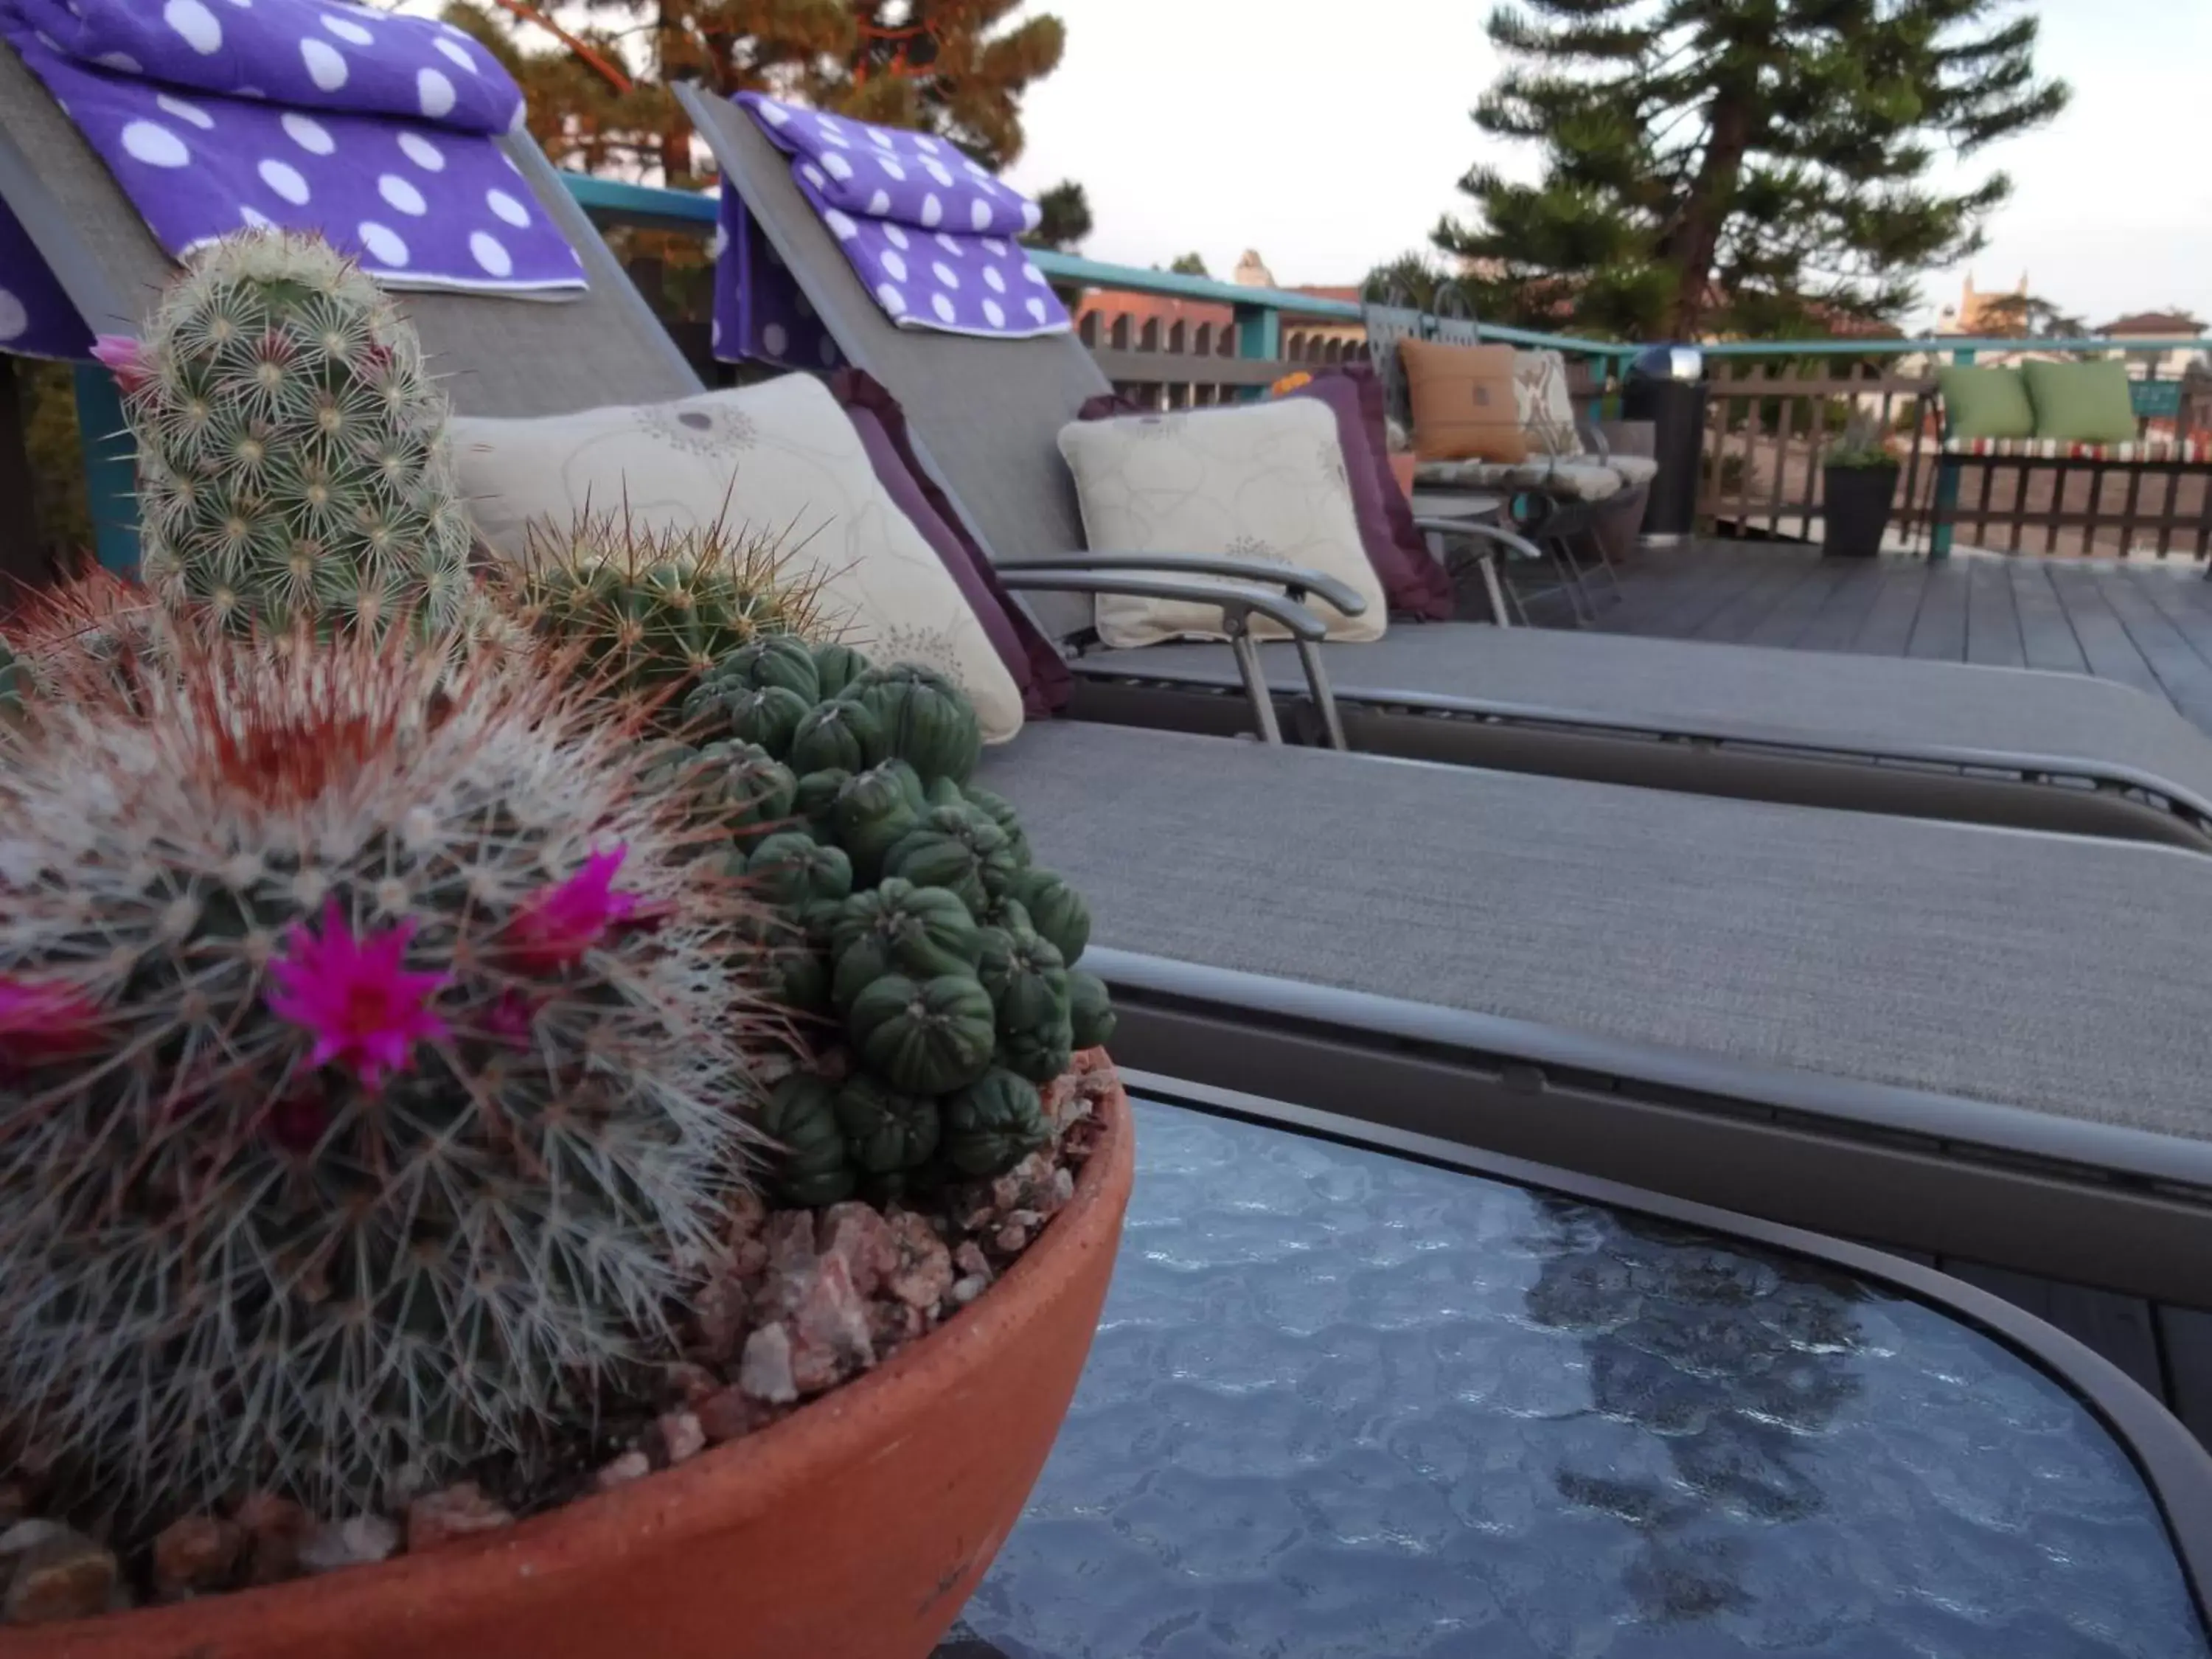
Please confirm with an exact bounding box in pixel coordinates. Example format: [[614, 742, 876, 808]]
[[995, 571, 1329, 641], [1413, 516, 1548, 565], [1006, 554, 1368, 618]]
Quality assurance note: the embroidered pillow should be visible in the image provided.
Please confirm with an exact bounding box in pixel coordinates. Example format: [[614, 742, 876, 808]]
[[448, 374, 1024, 742], [1056, 400, 1388, 650], [1513, 349, 1582, 457], [830, 369, 1071, 717]]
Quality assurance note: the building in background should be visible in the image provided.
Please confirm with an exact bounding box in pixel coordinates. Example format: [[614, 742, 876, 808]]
[[2095, 310, 2207, 380], [1073, 248, 1368, 385]]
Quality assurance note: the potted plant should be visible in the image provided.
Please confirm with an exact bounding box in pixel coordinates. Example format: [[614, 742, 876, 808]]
[[1821, 410, 1902, 557], [0, 232, 1132, 1659]]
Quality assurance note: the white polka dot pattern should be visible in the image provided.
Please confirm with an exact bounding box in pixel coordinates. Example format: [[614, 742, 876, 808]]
[[732, 90, 1072, 342], [0, 192, 91, 361], [5, 1, 590, 295]]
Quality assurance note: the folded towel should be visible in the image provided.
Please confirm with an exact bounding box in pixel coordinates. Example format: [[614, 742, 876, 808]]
[[723, 91, 1070, 344], [0, 195, 90, 360], [0, 0, 588, 298]]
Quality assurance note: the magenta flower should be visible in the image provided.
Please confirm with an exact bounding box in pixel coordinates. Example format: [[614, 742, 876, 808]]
[[90, 334, 150, 395], [481, 989, 538, 1048], [0, 975, 106, 1065], [266, 900, 451, 1091], [506, 846, 640, 973]]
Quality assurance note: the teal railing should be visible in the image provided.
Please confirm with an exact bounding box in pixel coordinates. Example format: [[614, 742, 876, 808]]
[[556, 171, 1625, 383]]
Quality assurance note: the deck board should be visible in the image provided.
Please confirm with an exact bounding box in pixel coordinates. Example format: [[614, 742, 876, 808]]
[[1591, 541, 2212, 736]]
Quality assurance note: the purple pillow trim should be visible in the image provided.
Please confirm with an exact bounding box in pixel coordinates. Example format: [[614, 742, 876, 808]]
[[832, 369, 1071, 717], [1289, 369, 1453, 619]]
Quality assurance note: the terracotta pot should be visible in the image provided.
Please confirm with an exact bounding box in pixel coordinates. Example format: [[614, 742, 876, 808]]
[[17, 1063, 1135, 1659]]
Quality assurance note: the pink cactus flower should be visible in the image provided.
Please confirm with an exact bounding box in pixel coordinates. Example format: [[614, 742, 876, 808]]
[[90, 334, 150, 395], [0, 975, 106, 1065], [481, 989, 538, 1048], [506, 846, 641, 973], [266, 900, 451, 1091]]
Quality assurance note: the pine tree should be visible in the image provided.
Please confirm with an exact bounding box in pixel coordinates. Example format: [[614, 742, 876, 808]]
[[1438, 1, 2068, 338], [445, 2, 1069, 189]]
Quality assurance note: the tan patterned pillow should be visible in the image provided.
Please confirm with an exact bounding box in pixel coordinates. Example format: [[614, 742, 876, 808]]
[[1399, 338, 1528, 463], [1514, 349, 1582, 457], [448, 375, 1024, 742], [1057, 400, 1388, 650]]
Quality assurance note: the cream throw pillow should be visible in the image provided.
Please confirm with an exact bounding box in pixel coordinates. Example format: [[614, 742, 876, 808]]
[[1056, 400, 1388, 650], [449, 375, 1023, 743], [1513, 349, 1582, 457]]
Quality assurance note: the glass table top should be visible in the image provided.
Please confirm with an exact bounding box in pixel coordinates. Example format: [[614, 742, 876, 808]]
[[936, 1100, 2207, 1659]]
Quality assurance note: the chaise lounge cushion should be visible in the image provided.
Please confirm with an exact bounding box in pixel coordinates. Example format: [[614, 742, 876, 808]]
[[1415, 456, 1627, 501], [1399, 338, 1529, 463], [1941, 434, 2212, 462], [830, 369, 1071, 716], [448, 373, 1026, 740], [1057, 399, 1388, 649]]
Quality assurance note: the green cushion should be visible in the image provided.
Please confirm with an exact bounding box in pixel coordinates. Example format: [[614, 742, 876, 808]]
[[2023, 359, 2140, 445], [1935, 365, 2035, 440]]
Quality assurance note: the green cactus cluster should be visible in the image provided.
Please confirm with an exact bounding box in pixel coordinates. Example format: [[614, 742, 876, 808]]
[[658, 636, 1116, 1207], [504, 506, 833, 716], [120, 229, 472, 639]]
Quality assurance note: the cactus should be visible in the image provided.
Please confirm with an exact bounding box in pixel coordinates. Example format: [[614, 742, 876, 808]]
[[508, 504, 830, 714], [679, 636, 1113, 1207], [113, 229, 472, 639], [0, 628, 790, 1534]]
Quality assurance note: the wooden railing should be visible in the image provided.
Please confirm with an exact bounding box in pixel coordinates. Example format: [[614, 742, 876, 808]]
[[1697, 340, 2212, 560], [1698, 360, 1941, 546]]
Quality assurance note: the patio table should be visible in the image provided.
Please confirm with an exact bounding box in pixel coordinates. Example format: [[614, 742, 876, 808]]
[[933, 1093, 2212, 1659]]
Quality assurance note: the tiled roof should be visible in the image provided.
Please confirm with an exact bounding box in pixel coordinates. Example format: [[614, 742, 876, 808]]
[[2097, 312, 2204, 336]]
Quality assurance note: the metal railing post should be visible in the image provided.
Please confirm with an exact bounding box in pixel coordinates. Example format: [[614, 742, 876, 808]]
[[1233, 301, 1281, 402], [1930, 347, 1973, 561], [72, 363, 139, 576]]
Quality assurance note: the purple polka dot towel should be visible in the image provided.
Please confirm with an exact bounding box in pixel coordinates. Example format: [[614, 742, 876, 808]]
[[0, 194, 91, 361], [732, 91, 1069, 341], [0, 0, 588, 300]]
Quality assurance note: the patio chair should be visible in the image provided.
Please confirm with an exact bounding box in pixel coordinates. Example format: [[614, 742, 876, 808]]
[[13, 54, 2212, 1317], [1362, 279, 1648, 621], [682, 85, 2212, 855]]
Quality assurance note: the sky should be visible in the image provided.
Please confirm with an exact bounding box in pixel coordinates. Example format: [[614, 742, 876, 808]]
[[997, 0, 2212, 332]]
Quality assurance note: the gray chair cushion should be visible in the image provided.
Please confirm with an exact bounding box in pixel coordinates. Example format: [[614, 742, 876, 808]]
[[980, 720, 2212, 1144]]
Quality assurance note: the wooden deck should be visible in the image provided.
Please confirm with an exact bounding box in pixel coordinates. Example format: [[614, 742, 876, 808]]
[[1548, 538, 2212, 1441], [1578, 540, 2212, 737]]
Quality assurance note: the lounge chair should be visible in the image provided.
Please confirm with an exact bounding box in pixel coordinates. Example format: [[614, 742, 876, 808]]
[[683, 86, 2212, 855], [13, 52, 2212, 1315]]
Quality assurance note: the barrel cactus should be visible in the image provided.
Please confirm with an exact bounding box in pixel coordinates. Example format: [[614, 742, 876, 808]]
[[107, 228, 471, 639], [504, 506, 830, 714], [672, 636, 1111, 1210], [0, 628, 790, 1536]]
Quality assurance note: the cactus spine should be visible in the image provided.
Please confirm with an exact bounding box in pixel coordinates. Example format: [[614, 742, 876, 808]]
[[118, 229, 471, 639], [0, 628, 787, 1535]]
